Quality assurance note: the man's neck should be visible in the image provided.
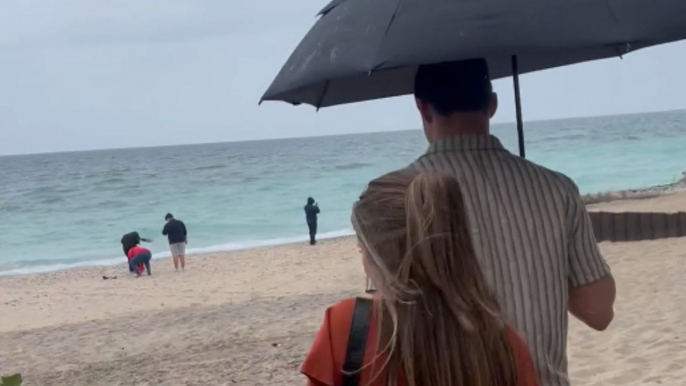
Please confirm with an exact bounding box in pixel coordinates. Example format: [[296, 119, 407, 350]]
[[431, 124, 489, 143], [432, 113, 489, 141]]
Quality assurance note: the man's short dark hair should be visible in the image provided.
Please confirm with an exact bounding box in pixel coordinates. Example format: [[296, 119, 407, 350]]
[[165, 213, 174, 221], [414, 58, 492, 115]]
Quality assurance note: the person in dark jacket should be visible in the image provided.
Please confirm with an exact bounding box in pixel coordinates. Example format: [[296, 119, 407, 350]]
[[162, 213, 187, 271], [304, 197, 320, 245], [120, 232, 152, 273]]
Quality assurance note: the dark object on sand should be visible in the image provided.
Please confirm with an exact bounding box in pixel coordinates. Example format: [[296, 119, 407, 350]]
[[262, 0, 686, 157], [102, 275, 118, 280], [589, 212, 686, 242], [304, 197, 320, 245]]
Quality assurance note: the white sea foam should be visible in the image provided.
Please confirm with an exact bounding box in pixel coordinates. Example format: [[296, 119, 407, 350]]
[[0, 229, 354, 277]]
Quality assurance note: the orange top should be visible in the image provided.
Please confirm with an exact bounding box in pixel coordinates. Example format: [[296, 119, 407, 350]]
[[302, 298, 539, 386]]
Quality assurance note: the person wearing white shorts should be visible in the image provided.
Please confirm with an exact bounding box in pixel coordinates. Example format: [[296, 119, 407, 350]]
[[169, 242, 186, 264], [162, 213, 188, 271]]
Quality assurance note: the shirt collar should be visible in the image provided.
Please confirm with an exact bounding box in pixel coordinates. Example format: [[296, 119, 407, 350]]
[[425, 134, 507, 155]]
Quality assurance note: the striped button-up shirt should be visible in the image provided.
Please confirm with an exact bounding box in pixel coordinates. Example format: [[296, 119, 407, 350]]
[[408, 135, 610, 386]]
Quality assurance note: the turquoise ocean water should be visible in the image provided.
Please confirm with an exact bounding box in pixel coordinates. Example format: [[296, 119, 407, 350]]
[[1, 110, 685, 276]]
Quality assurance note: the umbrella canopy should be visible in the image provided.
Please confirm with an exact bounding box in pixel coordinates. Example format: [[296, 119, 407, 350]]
[[262, 0, 686, 108]]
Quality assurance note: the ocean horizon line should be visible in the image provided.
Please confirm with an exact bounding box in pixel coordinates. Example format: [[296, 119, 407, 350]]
[[2, 108, 683, 158]]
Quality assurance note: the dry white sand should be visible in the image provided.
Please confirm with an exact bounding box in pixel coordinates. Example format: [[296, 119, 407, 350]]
[[1, 193, 685, 385], [569, 192, 686, 385]]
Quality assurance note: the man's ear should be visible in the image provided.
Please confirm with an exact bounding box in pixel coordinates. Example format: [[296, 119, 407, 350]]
[[489, 93, 498, 118], [415, 98, 434, 124]]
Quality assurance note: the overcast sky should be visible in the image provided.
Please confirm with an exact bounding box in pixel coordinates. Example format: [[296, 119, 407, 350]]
[[1, 1, 685, 156]]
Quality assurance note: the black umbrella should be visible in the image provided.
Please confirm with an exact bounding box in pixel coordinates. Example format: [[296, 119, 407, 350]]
[[261, 0, 686, 158]]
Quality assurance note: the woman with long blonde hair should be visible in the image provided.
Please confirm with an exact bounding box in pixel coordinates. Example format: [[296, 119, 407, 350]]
[[301, 171, 538, 386]]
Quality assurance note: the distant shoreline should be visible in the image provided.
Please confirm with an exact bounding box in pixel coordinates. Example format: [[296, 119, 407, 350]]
[[583, 170, 686, 205], [0, 229, 354, 278]]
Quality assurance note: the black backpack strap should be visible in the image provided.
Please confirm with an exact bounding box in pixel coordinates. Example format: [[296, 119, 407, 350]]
[[342, 297, 373, 386]]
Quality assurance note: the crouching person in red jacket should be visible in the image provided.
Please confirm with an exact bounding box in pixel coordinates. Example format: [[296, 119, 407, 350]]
[[127, 246, 152, 277]]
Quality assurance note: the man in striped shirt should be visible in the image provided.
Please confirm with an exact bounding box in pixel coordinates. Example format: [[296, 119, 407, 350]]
[[381, 59, 616, 385]]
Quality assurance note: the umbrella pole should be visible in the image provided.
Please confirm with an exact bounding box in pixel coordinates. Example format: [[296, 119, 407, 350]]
[[511, 55, 525, 158]]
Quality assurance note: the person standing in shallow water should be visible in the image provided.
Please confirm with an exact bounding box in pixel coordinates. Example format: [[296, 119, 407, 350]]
[[304, 197, 320, 245]]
